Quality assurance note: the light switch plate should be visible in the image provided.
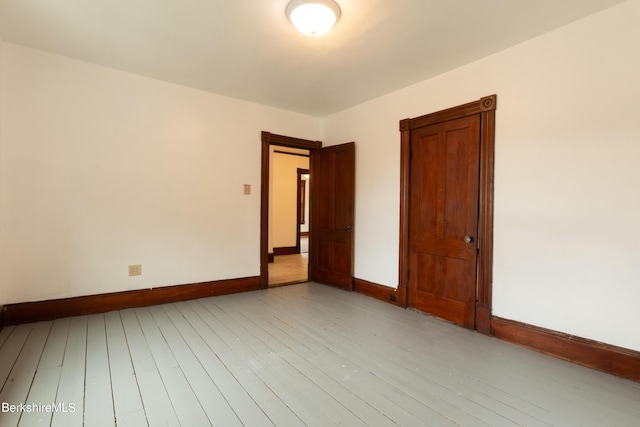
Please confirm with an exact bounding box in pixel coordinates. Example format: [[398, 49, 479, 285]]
[[128, 264, 142, 276]]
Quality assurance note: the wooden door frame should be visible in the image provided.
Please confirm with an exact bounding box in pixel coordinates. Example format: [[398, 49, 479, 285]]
[[260, 132, 322, 289], [296, 168, 310, 254], [398, 95, 497, 335]]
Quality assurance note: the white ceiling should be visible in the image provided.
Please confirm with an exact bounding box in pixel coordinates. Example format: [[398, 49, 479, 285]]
[[0, 0, 626, 117]]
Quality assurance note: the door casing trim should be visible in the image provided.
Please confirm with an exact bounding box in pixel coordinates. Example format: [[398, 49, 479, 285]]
[[296, 167, 310, 255], [260, 132, 322, 289], [398, 95, 497, 334]]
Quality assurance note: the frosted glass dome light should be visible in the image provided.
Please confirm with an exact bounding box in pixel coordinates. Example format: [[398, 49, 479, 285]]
[[286, 0, 341, 37]]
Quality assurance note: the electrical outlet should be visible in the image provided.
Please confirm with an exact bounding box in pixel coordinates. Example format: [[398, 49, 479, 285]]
[[128, 264, 142, 276], [243, 184, 251, 195]]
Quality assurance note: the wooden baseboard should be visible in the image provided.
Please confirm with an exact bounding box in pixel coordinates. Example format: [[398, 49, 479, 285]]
[[0, 305, 4, 332], [273, 246, 299, 256], [353, 278, 402, 307], [3, 276, 260, 326], [492, 317, 640, 383], [300, 231, 309, 237], [268, 253, 275, 263]]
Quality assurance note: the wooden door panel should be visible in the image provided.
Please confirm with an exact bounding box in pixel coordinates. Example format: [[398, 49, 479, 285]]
[[411, 291, 466, 326], [414, 253, 440, 293], [410, 238, 466, 259], [443, 129, 471, 239], [413, 132, 439, 239], [317, 240, 332, 271], [443, 257, 466, 301], [310, 142, 355, 290], [414, 254, 466, 299], [408, 116, 480, 328]]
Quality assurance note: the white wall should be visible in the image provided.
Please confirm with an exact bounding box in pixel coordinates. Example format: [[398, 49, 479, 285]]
[[0, 43, 320, 304], [322, 1, 640, 351]]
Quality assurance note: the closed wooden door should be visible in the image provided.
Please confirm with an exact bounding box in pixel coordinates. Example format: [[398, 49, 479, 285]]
[[310, 142, 355, 290], [408, 115, 480, 328]]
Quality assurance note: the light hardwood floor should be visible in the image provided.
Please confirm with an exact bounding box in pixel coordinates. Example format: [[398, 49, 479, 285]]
[[1, 283, 639, 426], [269, 236, 309, 286], [268, 253, 308, 286]]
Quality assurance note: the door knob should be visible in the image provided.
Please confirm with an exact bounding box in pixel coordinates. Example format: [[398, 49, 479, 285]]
[[344, 226, 351, 232], [463, 235, 473, 243]]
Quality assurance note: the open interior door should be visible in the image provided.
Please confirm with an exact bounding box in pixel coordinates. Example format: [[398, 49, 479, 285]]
[[310, 142, 355, 290]]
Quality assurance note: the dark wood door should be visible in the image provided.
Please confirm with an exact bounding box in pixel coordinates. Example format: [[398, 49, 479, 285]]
[[310, 142, 355, 290], [408, 115, 480, 328]]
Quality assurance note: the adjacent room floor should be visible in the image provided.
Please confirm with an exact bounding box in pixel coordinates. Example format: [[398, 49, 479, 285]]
[[268, 236, 309, 286], [1, 283, 638, 426], [268, 253, 309, 286]]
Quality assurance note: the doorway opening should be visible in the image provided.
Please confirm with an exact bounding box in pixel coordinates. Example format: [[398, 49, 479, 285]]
[[260, 132, 356, 291], [297, 167, 310, 256], [260, 132, 321, 289], [268, 149, 310, 287]]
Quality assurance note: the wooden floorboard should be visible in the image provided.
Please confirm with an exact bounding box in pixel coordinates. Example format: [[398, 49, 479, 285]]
[[119, 309, 179, 427], [253, 287, 492, 426], [0, 325, 32, 395], [244, 290, 451, 426], [104, 311, 146, 426], [291, 290, 534, 424], [84, 314, 115, 427], [18, 319, 68, 427], [1, 322, 52, 427], [157, 304, 243, 427], [0, 326, 15, 348], [219, 299, 399, 427], [51, 316, 87, 427], [211, 298, 367, 427], [171, 300, 274, 427], [1, 282, 639, 427]]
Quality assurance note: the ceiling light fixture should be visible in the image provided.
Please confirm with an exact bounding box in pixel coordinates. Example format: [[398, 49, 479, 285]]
[[286, 0, 341, 37]]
